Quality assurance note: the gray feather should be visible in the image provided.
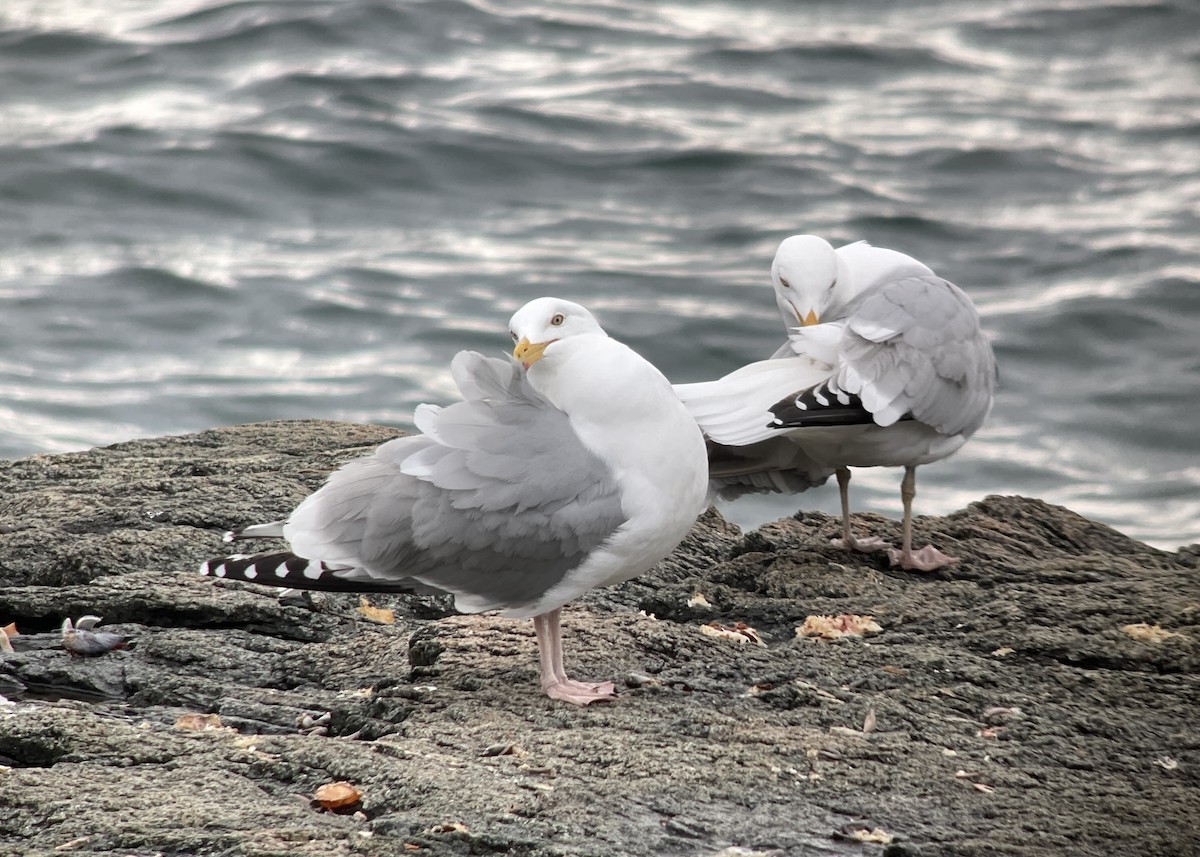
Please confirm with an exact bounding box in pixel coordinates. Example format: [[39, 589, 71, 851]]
[[705, 437, 835, 500], [836, 273, 995, 437], [278, 352, 627, 612]]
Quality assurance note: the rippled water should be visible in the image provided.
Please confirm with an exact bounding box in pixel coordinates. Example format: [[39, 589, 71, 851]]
[[1, 0, 1197, 548]]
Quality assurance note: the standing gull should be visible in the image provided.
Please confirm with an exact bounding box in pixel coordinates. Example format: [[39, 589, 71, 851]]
[[201, 297, 709, 704], [676, 235, 996, 571]]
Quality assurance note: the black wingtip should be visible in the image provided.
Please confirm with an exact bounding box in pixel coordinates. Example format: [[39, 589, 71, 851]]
[[769, 382, 881, 429], [199, 552, 421, 594]]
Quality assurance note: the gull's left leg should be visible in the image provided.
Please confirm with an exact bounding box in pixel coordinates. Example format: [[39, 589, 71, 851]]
[[886, 465, 959, 571], [829, 467, 890, 554], [533, 609, 617, 705]]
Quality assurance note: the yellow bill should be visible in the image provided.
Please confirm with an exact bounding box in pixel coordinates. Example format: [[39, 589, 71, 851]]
[[513, 337, 552, 368]]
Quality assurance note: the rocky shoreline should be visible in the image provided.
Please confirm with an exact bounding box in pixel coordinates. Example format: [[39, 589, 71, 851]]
[[1, 420, 1197, 856]]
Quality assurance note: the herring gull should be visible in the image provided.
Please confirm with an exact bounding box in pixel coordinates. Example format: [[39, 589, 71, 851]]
[[676, 235, 996, 571], [201, 297, 709, 704]]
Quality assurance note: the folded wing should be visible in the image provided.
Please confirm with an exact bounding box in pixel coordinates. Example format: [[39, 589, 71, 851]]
[[209, 352, 628, 614]]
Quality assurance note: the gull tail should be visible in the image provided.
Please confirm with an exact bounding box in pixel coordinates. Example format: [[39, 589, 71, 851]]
[[674, 356, 832, 446]]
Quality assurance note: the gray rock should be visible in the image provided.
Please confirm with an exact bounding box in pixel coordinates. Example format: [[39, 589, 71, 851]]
[[0, 420, 1197, 856]]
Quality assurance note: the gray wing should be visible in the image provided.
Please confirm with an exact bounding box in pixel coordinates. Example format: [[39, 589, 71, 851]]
[[834, 273, 996, 437], [281, 351, 627, 612]]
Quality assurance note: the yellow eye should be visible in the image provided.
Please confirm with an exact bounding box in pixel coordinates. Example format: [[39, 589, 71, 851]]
[[550, 313, 565, 326], [779, 277, 791, 289]]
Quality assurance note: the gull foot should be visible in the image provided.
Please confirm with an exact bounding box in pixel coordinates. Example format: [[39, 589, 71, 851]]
[[543, 679, 617, 706], [886, 544, 960, 572], [831, 535, 891, 554]]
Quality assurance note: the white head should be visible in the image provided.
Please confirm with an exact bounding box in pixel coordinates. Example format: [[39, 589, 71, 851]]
[[770, 234, 841, 329], [509, 297, 607, 369]]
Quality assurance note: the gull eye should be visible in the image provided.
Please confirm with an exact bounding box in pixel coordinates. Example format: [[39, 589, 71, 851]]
[[779, 277, 791, 289], [550, 313, 565, 326], [510, 330, 518, 342], [829, 276, 838, 291]]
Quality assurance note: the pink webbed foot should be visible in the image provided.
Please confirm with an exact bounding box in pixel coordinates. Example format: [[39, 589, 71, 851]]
[[831, 534, 892, 554], [886, 544, 960, 571], [542, 678, 617, 706], [533, 609, 618, 705]]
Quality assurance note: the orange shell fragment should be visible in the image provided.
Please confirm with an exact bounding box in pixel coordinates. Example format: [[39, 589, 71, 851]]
[[356, 597, 396, 624], [314, 781, 362, 810], [174, 713, 225, 731]]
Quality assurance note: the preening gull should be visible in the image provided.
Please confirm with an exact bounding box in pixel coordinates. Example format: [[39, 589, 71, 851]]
[[201, 297, 709, 704], [676, 235, 996, 571]]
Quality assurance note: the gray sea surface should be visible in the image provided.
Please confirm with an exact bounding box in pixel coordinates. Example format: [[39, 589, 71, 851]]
[[1, 0, 1197, 549]]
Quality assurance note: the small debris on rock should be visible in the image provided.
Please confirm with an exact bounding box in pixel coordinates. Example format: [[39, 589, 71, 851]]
[[662, 816, 708, 839], [796, 614, 882, 641], [1121, 623, 1184, 643], [982, 706, 1023, 723], [626, 671, 662, 688], [0, 622, 16, 654], [835, 823, 895, 845], [356, 597, 396, 624], [61, 616, 129, 656], [174, 713, 226, 732], [424, 821, 469, 834], [955, 770, 995, 793], [50, 835, 92, 851], [686, 592, 712, 609], [829, 726, 867, 738], [297, 711, 333, 735], [313, 781, 362, 811], [482, 742, 517, 757], [700, 621, 766, 647]]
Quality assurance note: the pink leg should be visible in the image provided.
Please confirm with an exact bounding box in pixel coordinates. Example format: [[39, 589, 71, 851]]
[[886, 466, 959, 571], [829, 467, 891, 554], [532, 609, 616, 706]]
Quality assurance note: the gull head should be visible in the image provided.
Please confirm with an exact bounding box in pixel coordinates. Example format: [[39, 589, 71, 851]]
[[770, 234, 841, 329], [510, 297, 606, 369]]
